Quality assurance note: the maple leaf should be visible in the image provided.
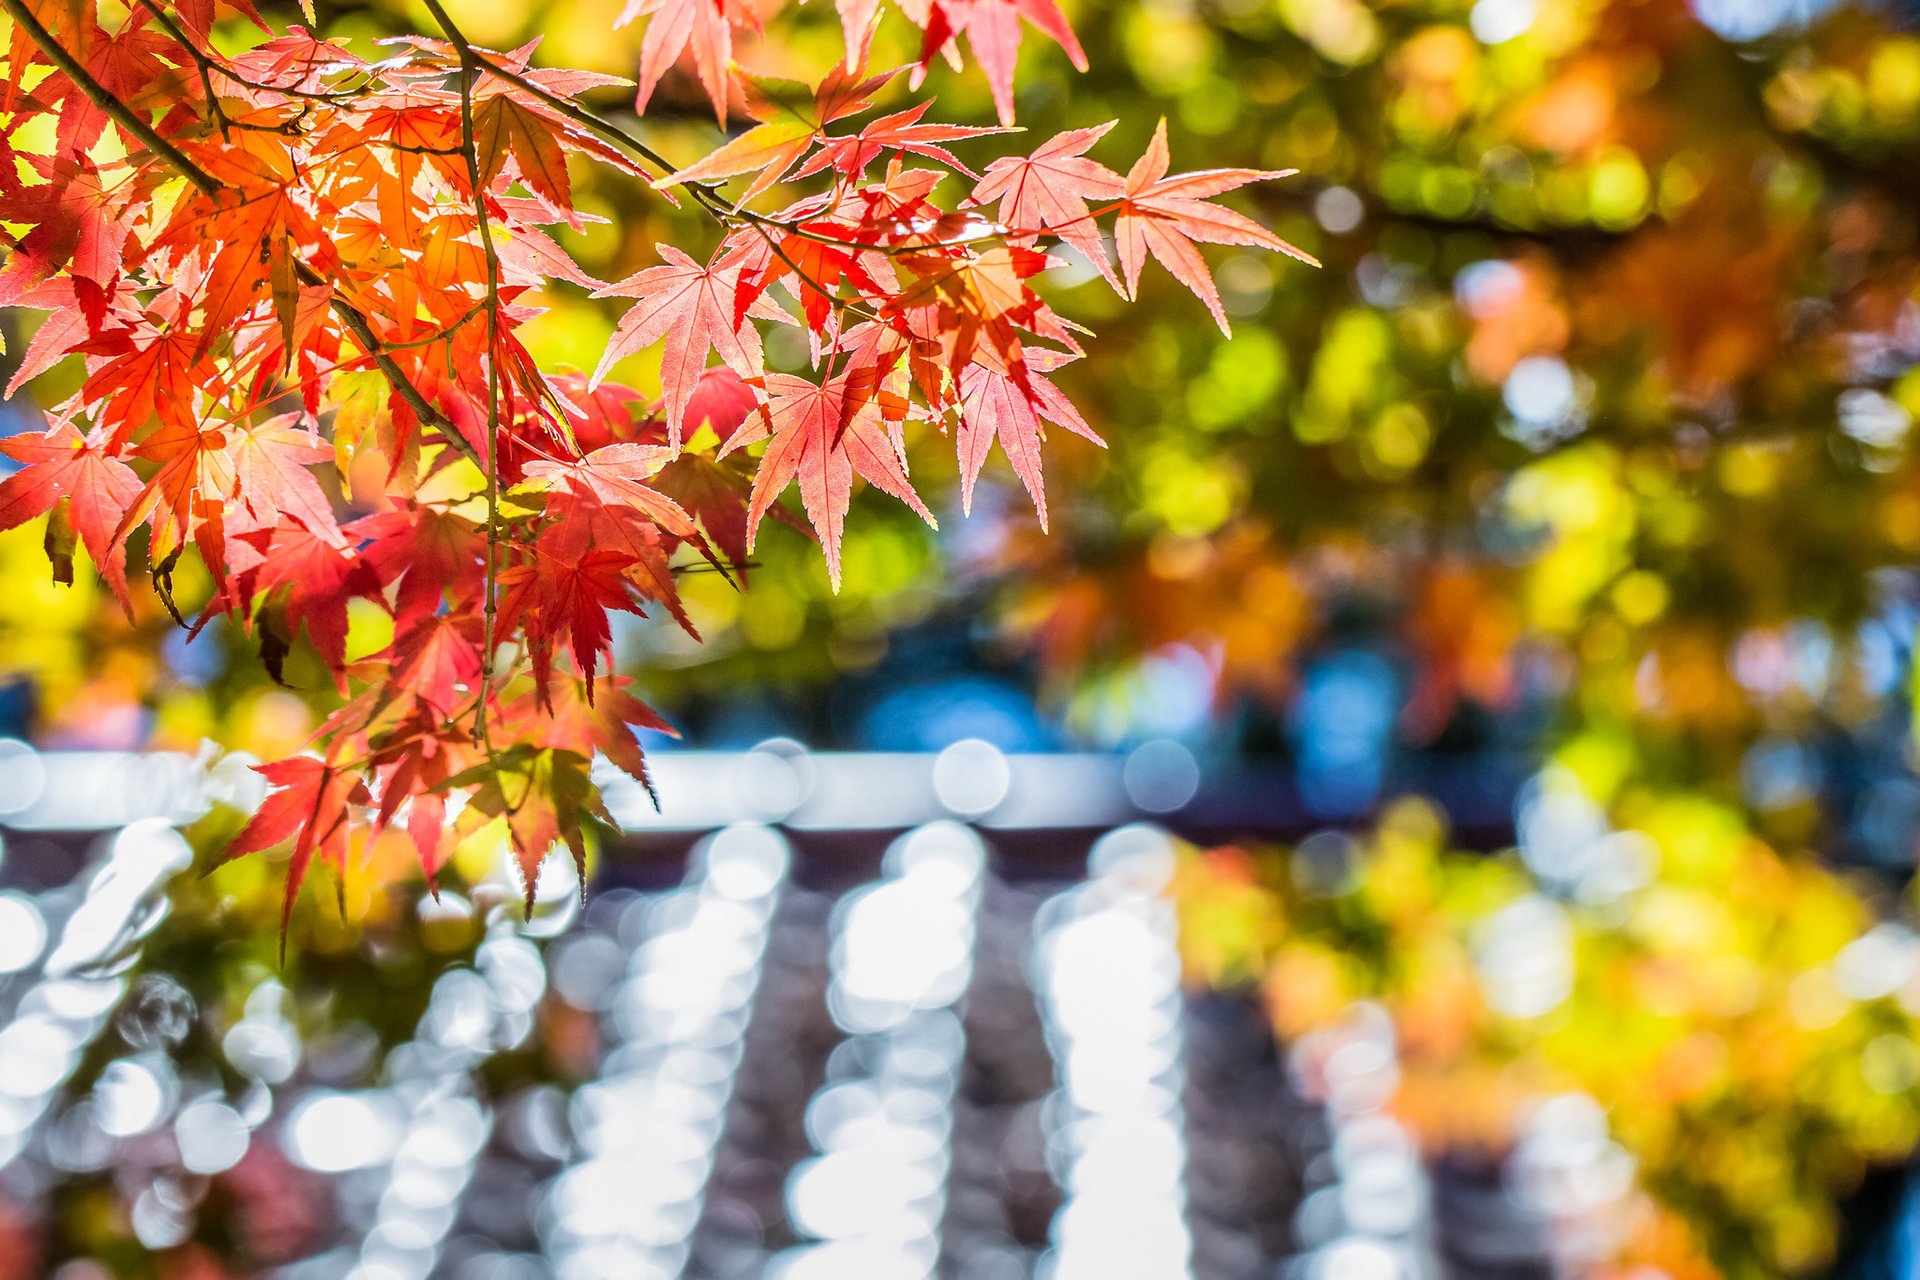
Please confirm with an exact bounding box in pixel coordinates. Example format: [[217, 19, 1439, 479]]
[[76, 323, 203, 445], [523, 443, 701, 541], [591, 244, 780, 450], [956, 348, 1103, 531], [228, 415, 344, 547], [552, 376, 658, 452], [656, 462, 752, 571], [972, 122, 1123, 288], [497, 538, 647, 693], [1115, 119, 1317, 335], [173, 0, 272, 42], [836, 0, 888, 67], [792, 101, 1012, 180], [367, 714, 479, 892], [0, 419, 143, 605], [116, 418, 241, 571], [723, 215, 891, 338], [891, 242, 1078, 382], [618, 0, 761, 126], [500, 224, 609, 292], [0, 156, 132, 316], [660, 63, 896, 201], [918, 0, 1089, 127], [447, 745, 611, 918], [382, 613, 484, 715], [225, 756, 373, 959], [350, 505, 488, 623], [520, 440, 708, 630], [511, 673, 677, 801], [224, 519, 379, 686], [733, 371, 936, 591], [472, 87, 571, 213], [681, 365, 760, 442], [541, 474, 702, 639], [45, 13, 187, 158], [4, 282, 125, 398], [226, 25, 364, 90]]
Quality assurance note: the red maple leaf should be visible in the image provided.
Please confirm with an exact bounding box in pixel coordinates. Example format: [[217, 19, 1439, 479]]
[[0, 155, 133, 317], [971, 122, 1123, 289], [227, 415, 344, 547], [228, 518, 379, 684], [383, 612, 484, 715], [115, 418, 241, 571], [661, 63, 898, 200], [1115, 118, 1317, 334], [591, 245, 780, 450], [472, 86, 573, 214], [734, 370, 936, 590], [0, 419, 143, 605], [225, 756, 373, 958], [497, 537, 647, 694], [792, 101, 1011, 180], [618, 0, 762, 125], [512, 672, 677, 800], [447, 745, 611, 917], [918, 0, 1089, 127], [955, 347, 1103, 531], [351, 505, 489, 624], [523, 442, 701, 541], [77, 322, 203, 445], [367, 714, 479, 892]]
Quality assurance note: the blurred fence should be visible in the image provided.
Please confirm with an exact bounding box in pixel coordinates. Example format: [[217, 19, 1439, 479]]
[[0, 746, 1543, 1280]]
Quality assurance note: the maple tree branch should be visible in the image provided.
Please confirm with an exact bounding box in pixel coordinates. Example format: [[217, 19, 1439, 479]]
[[138, 0, 368, 107], [426, 0, 509, 752], [136, 0, 230, 139], [2, 0, 489, 475], [441, 48, 696, 195], [436, 32, 1026, 290], [1, 0, 219, 194]]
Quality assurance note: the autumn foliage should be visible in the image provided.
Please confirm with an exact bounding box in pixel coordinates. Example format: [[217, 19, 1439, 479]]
[[0, 0, 1307, 940]]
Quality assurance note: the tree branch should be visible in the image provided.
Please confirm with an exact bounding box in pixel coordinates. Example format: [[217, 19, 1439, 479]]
[[423, 0, 508, 750], [0, 0, 486, 471], [1, 0, 219, 193]]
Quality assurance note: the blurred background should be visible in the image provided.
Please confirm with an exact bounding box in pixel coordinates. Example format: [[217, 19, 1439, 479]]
[[7, 0, 1920, 1273]]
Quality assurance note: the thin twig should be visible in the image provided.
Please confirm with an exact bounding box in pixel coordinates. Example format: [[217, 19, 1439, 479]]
[[425, 0, 507, 751], [139, 0, 368, 106], [137, 0, 229, 138], [448, 44, 998, 260]]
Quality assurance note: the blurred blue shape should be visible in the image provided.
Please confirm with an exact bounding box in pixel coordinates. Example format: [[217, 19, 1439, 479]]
[[698, 701, 803, 750], [1742, 737, 1823, 813], [162, 617, 228, 688], [1132, 645, 1217, 742], [856, 676, 1052, 752], [1690, 0, 1838, 39], [1289, 649, 1398, 819]]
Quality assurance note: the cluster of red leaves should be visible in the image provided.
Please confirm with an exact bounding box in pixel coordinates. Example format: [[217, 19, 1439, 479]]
[[0, 0, 1308, 945]]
